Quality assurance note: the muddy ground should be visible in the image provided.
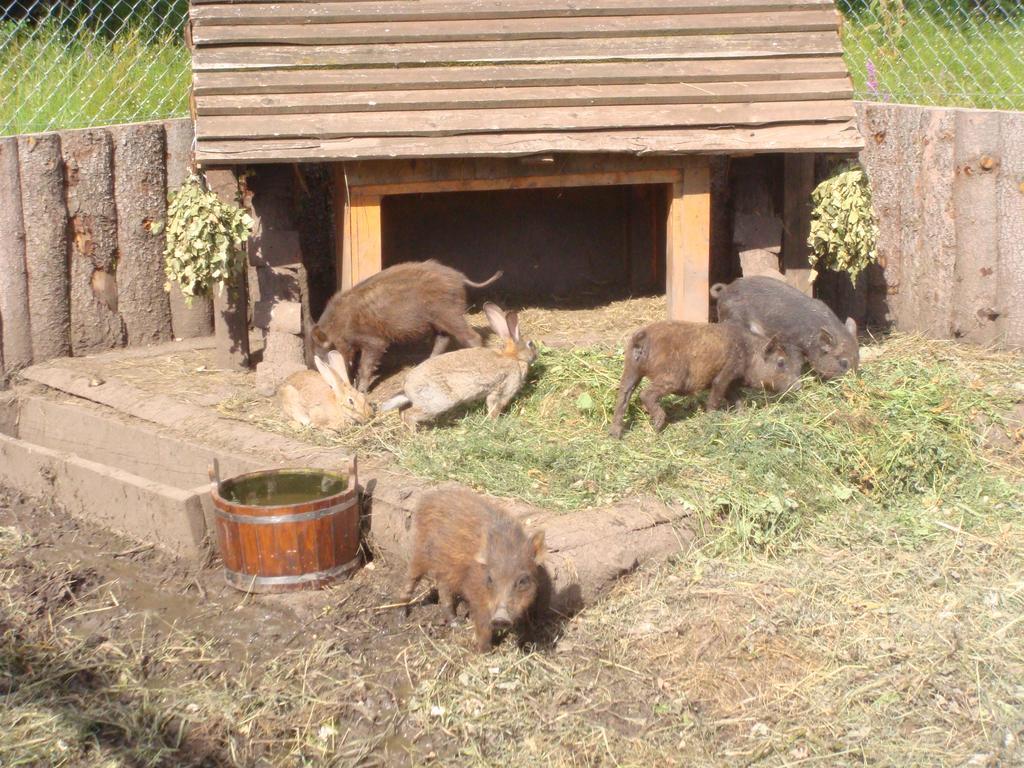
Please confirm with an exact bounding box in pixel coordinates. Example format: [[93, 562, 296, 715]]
[[0, 485, 461, 664], [4, 481, 1023, 767], [0, 485, 485, 765]]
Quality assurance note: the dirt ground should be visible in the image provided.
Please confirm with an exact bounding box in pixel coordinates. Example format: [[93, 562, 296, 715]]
[[3, 481, 1022, 767], [0, 485, 479, 765], [36, 296, 667, 418]]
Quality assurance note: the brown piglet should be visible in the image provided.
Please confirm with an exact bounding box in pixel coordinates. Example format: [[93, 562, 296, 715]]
[[609, 320, 802, 438], [402, 490, 545, 652], [310, 260, 502, 392]]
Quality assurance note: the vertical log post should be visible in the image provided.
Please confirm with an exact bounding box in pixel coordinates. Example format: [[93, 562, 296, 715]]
[[206, 167, 251, 370], [996, 112, 1024, 349], [334, 165, 383, 291], [0, 138, 32, 375], [951, 111, 1001, 345], [666, 157, 711, 322], [112, 123, 173, 346], [782, 153, 816, 296], [18, 134, 70, 362], [62, 130, 125, 354]]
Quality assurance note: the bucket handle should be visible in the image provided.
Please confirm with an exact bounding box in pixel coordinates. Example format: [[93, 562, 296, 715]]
[[208, 458, 221, 492], [346, 455, 358, 493]]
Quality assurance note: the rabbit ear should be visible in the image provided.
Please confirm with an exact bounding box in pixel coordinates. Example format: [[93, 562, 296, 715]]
[[504, 311, 520, 342], [314, 355, 344, 397], [326, 350, 351, 386], [482, 302, 511, 339]]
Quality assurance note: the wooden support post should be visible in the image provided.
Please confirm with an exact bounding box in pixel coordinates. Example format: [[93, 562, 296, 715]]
[[666, 158, 711, 322], [782, 154, 816, 296], [348, 194, 382, 288], [205, 167, 250, 370], [335, 164, 383, 291]]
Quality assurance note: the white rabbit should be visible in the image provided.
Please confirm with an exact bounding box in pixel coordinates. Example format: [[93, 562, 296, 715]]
[[379, 303, 537, 430], [277, 350, 373, 430]]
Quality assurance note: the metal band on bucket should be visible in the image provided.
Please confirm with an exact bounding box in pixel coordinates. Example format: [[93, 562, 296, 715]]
[[213, 496, 356, 526], [223, 555, 361, 590]]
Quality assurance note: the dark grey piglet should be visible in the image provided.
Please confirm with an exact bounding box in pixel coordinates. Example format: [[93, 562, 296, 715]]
[[711, 276, 859, 379]]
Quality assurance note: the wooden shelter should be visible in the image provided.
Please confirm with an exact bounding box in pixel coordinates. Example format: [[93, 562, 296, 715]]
[[186, 0, 862, 371]]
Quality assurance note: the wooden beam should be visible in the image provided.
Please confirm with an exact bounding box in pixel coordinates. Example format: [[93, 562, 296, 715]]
[[191, 11, 839, 47], [781, 153, 815, 295], [352, 168, 684, 197], [196, 100, 855, 142], [190, 0, 837, 24], [666, 157, 711, 322], [350, 195, 382, 288], [192, 56, 851, 97], [195, 121, 864, 163], [345, 153, 684, 188], [192, 32, 843, 71], [195, 79, 853, 117]]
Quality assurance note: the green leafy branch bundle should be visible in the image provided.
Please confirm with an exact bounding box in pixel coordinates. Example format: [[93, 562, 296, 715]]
[[163, 175, 253, 305], [807, 165, 879, 285]]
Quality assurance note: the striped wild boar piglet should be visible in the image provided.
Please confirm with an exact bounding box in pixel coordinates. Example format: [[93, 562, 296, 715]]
[[609, 320, 801, 438], [711, 276, 859, 379], [402, 490, 545, 652], [310, 260, 502, 392]]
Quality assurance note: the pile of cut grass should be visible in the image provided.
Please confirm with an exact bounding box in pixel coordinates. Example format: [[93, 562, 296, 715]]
[[393, 334, 1023, 552]]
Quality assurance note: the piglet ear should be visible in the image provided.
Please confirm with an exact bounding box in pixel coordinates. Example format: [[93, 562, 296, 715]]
[[845, 317, 858, 336], [763, 335, 784, 358], [529, 530, 546, 565], [819, 327, 836, 349], [474, 531, 489, 566], [311, 325, 329, 346]]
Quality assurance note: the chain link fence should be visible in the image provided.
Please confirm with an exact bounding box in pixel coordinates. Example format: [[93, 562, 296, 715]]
[[1, 0, 189, 136], [839, 0, 1024, 111], [1, 0, 1023, 137]]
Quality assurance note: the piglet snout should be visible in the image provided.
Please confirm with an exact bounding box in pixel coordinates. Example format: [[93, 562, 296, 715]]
[[491, 607, 513, 630]]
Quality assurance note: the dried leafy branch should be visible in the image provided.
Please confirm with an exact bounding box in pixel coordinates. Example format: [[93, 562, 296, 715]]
[[808, 165, 879, 285], [163, 175, 253, 304]]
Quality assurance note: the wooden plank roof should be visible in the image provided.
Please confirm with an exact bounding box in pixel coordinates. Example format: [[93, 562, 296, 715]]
[[188, 0, 863, 163]]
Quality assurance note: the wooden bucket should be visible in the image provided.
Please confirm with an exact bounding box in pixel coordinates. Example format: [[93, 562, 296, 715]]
[[209, 457, 360, 593]]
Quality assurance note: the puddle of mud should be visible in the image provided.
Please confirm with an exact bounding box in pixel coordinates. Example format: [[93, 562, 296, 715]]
[[0, 487, 439, 671]]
